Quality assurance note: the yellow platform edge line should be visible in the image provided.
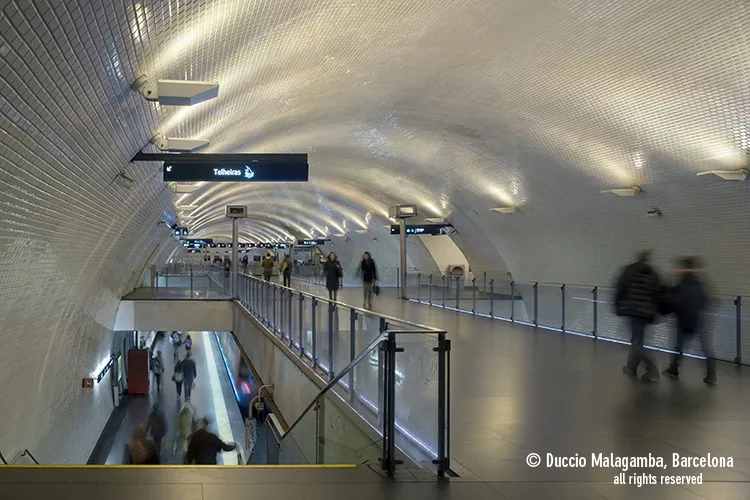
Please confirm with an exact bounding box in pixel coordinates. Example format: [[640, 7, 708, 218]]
[[0, 464, 357, 469]]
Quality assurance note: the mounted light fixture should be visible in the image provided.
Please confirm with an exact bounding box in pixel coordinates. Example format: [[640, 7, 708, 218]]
[[424, 217, 446, 223], [131, 75, 219, 106], [696, 169, 749, 182], [490, 206, 517, 214], [168, 182, 203, 193], [151, 133, 209, 153], [354, 229, 368, 233], [600, 186, 642, 197], [177, 205, 199, 210], [113, 171, 135, 189]]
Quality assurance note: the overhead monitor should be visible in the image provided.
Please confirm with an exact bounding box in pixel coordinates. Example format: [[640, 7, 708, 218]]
[[297, 239, 330, 246], [390, 224, 453, 235]]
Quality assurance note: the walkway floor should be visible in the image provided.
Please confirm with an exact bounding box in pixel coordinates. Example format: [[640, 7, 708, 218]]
[[290, 279, 750, 499], [105, 332, 245, 465]]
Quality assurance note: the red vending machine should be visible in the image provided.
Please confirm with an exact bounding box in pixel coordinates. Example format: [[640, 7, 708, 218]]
[[127, 349, 150, 395]]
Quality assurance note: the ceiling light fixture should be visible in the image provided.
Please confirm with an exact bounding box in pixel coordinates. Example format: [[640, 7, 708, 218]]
[[490, 206, 517, 214], [696, 169, 749, 182], [131, 75, 219, 106], [424, 217, 446, 223], [113, 171, 135, 189], [151, 132, 209, 152], [600, 186, 642, 197]]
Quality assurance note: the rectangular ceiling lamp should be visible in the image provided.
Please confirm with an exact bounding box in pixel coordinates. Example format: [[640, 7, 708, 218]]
[[424, 217, 445, 223]]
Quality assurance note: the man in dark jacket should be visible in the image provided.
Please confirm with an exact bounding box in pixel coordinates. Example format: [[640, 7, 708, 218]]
[[146, 403, 167, 457], [184, 417, 236, 465], [615, 250, 662, 382], [663, 257, 716, 384], [182, 352, 197, 402]]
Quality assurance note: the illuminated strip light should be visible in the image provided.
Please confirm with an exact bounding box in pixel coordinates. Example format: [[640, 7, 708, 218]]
[[213, 331, 242, 406], [92, 357, 114, 383], [203, 331, 240, 465]]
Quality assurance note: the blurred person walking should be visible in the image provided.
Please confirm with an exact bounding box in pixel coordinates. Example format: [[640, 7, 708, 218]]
[[262, 254, 274, 281], [125, 425, 159, 465], [151, 350, 165, 391], [323, 252, 343, 301], [281, 255, 292, 287], [614, 250, 663, 382], [146, 403, 168, 458], [174, 402, 197, 456], [172, 356, 185, 401], [663, 257, 716, 384], [184, 417, 236, 465], [357, 251, 378, 309], [182, 351, 198, 402]]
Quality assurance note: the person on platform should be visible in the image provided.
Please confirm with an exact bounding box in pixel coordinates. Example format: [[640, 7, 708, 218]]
[[184, 417, 236, 465], [241, 254, 249, 274], [357, 251, 378, 309], [262, 254, 274, 281], [172, 356, 185, 400], [323, 252, 343, 302], [663, 256, 716, 384], [614, 250, 663, 382], [280, 255, 292, 287], [151, 350, 165, 391], [175, 402, 197, 455], [125, 424, 159, 465], [146, 403, 168, 457], [182, 351, 197, 402]]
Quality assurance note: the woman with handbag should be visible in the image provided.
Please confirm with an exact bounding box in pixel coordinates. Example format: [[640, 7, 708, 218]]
[[323, 252, 343, 301], [358, 252, 378, 309]]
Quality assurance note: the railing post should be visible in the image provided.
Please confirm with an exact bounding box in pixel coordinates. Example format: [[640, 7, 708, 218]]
[[561, 284, 566, 332], [312, 297, 318, 368], [417, 273, 421, 302], [315, 397, 325, 464], [165, 272, 168, 292], [429, 274, 433, 305], [490, 279, 495, 318], [349, 308, 357, 401], [510, 281, 515, 323], [190, 269, 194, 299], [592, 286, 598, 337], [288, 290, 294, 346], [299, 294, 305, 356], [380, 331, 402, 476], [533, 282, 538, 327], [433, 332, 451, 476], [441, 275, 446, 308], [328, 302, 336, 381], [273, 286, 278, 333], [472, 277, 476, 314], [483, 271, 487, 295], [735, 296, 742, 365], [455, 276, 460, 310]]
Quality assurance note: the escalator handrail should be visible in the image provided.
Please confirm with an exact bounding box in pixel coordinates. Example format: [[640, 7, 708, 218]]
[[280, 333, 386, 439]]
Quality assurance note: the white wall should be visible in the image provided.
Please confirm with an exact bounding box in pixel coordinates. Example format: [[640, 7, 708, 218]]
[[418, 235, 470, 275], [114, 300, 234, 331]]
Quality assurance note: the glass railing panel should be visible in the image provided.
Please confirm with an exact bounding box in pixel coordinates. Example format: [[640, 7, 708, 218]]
[[595, 287, 630, 343], [393, 333, 440, 469], [489, 280, 513, 319], [278, 404, 316, 464], [536, 282, 563, 330], [513, 282, 536, 324], [320, 388, 383, 466], [564, 285, 595, 336], [701, 294, 738, 362]]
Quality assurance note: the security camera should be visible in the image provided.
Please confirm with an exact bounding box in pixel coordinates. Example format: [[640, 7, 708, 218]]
[[646, 207, 662, 218]]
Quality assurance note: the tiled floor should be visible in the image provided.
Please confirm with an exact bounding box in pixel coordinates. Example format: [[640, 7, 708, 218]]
[[283, 279, 750, 497]]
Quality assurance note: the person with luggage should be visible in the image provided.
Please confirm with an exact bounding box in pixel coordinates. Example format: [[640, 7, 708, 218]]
[[323, 252, 343, 302], [663, 256, 716, 384], [614, 250, 663, 382], [357, 251, 378, 309]]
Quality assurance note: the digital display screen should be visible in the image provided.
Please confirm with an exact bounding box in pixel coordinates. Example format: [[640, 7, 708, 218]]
[[297, 239, 330, 246], [163, 161, 309, 182], [390, 224, 453, 235]]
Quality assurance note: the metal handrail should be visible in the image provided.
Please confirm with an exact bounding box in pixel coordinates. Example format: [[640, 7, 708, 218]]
[[280, 333, 387, 439], [18, 449, 39, 465], [240, 272, 444, 334]]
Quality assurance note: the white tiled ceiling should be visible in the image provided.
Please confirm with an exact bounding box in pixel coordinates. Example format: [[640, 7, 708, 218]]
[[0, 0, 748, 461]]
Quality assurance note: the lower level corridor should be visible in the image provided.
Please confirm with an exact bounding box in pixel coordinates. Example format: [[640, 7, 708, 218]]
[[288, 278, 750, 499], [103, 332, 246, 465]]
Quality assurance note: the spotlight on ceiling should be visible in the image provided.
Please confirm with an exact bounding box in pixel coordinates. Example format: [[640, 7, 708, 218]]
[[354, 229, 368, 233], [131, 74, 219, 106], [696, 169, 749, 182], [151, 133, 209, 153], [600, 186, 642, 197], [490, 206, 517, 214], [424, 217, 446, 223], [332, 233, 347, 238], [169, 182, 203, 193]]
